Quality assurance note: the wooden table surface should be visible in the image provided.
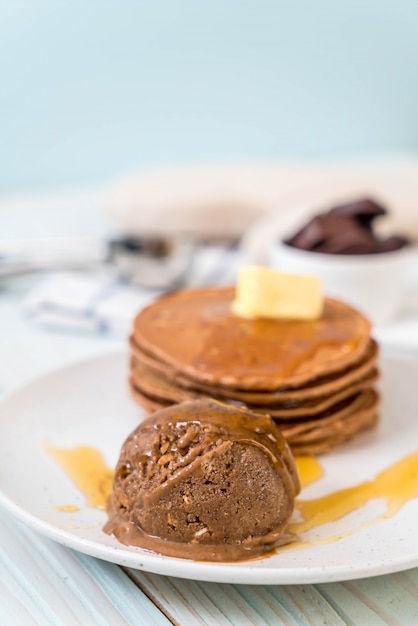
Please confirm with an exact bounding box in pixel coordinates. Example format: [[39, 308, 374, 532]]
[[1, 190, 418, 625]]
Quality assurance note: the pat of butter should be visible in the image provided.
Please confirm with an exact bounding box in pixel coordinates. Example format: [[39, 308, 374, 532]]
[[232, 266, 323, 320]]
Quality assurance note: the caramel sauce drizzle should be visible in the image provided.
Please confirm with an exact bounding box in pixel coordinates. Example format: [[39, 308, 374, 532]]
[[295, 455, 324, 488], [54, 504, 79, 513], [292, 451, 418, 543], [45, 443, 114, 509]]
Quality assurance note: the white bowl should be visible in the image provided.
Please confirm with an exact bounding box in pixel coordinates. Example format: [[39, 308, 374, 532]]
[[269, 241, 412, 326]]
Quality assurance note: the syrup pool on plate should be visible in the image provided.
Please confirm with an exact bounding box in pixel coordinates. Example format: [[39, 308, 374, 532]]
[[45, 443, 114, 509]]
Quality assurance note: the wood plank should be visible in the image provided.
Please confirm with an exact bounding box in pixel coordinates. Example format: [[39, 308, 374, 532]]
[[125, 571, 347, 625], [0, 509, 170, 626], [125, 567, 418, 626], [316, 569, 418, 626]]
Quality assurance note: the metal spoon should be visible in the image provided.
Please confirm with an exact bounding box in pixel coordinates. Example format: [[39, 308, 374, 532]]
[[0, 234, 195, 290]]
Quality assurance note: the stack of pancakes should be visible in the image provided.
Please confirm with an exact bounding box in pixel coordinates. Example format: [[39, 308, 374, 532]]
[[129, 286, 379, 455]]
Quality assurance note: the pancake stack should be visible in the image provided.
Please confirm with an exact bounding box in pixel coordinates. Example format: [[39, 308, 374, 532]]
[[129, 286, 379, 455]]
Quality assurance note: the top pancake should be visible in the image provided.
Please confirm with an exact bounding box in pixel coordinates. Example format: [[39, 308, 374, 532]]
[[133, 286, 372, 391]]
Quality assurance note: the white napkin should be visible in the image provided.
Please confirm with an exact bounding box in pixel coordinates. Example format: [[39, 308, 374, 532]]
[[23, 272, 155, 336], [22, 245, 241, 336]]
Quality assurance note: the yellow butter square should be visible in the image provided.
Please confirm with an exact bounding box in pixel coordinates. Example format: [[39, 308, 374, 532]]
[[232, 266, 323, 320]]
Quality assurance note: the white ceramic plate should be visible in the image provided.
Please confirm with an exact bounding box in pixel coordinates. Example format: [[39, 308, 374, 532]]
[[0, 351, 418, 585]]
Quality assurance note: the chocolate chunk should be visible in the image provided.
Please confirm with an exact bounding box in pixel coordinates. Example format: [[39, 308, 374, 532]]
[[315, 229, 379, 254], [376, 235, 410, 253], [286, 214, 359, 251], [284, 197, 409, 255], [329, 198, 387, 229]]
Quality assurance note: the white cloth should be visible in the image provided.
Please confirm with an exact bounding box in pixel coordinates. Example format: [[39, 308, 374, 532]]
[[23, 272, 155, 336], [22, 245, 241, 337]]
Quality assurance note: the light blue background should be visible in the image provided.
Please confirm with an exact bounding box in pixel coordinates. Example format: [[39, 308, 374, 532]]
[[1, 1, 418, 190]]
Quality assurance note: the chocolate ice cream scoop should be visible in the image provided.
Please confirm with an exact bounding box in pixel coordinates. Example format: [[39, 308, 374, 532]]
[[104, 398, 300, 561], [285, 197, 409, 254]]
